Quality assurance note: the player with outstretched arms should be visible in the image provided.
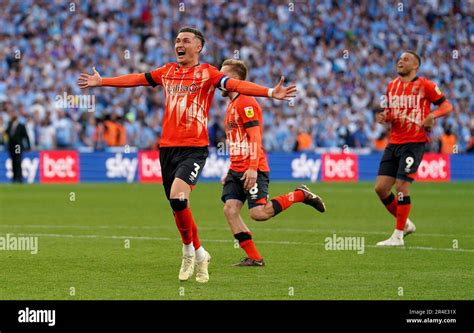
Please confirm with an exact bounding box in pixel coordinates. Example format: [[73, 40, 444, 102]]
[[220, 59, 326, 266], [77, 27, 296, 282], [375, 51, 453, 246]]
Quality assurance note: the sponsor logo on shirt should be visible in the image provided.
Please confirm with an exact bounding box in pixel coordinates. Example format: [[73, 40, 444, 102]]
[[165, 83, 199, 95]]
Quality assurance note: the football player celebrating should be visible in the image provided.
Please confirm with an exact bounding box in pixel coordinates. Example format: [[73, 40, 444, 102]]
[[220, 59, 326, 266], [375, 51, 453, 246], [78, 27, 296, 282]]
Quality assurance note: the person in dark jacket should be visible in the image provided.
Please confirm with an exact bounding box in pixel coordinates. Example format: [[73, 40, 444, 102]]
[[6, 112, 30, 183]]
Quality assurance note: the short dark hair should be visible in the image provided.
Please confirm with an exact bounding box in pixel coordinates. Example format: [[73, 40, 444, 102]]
[[405, 50, 421, 68], [178, 27, 205, 51], [221, 59, 248, 80]]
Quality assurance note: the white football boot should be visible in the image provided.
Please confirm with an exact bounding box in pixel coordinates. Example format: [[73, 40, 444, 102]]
[[376, 229, 404, 247], [195, 251, 211, 283], [404, 218, 416, 237], [179, 253, 195, 281]]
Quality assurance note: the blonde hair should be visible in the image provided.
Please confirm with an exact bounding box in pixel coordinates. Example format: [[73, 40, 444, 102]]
[[221, 59, 248, 80]]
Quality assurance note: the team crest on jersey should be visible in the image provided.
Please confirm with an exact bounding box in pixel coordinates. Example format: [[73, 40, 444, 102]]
[[244, 106, 254, 118], [435, 85, 442, 95], [194, 71, 201, 79]]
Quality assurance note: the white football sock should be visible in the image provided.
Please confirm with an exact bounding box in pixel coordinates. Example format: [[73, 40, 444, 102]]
[[183, 243, 195, 256], [195, 246, 206, 261]]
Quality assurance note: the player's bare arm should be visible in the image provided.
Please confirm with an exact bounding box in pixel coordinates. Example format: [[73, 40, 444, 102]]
[[240, 126, 261, 191], [422, 99, 453, 130], [77, 67, 151, 89], [224, 75, 297, 101]]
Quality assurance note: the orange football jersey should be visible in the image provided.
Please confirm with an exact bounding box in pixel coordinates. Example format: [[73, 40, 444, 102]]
[[224, 94, 269, 172], [147, 63, 225, 147], [384, 76, 446, 144]]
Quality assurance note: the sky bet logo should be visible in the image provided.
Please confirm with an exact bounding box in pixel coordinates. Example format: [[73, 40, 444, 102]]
[[18, 307, 56, 326], [138, 151, 162, 183], [106, 153, 137, 183], [291, 154, 322, 183], [5, 157, 39, 183], [40, 151, 79, 183]]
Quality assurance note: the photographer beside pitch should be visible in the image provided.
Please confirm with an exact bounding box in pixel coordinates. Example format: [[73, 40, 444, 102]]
[[375, 51, 453, 246], [220, 59, 326, 266], [77, 27, 296, 283]]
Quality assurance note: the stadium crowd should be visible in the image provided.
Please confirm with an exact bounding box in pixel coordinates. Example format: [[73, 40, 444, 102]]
[[1, 0, 473, 153]]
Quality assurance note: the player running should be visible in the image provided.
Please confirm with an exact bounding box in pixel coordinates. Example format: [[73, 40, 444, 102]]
[[220, 59, 326, 266], [77, 27, 296, 282], [375, 51, 453, 246]]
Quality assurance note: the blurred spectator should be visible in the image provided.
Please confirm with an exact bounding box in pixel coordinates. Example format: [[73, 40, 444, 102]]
[[24, 114, 37, 150], [209, 114, 226, 148], [103, 113, 126, 147], [440, 125, 457, 154], [353, 121, 369, 148], [93, 119, 107, 150], [55, 110, 74, 148], [466, 129, 474, 153], [337, 117, 355, 148], [137, 120, 156, 149], [373, 130, 389, 152], [295, 130, 313, 151], [38, 114, 55, 150], [77, 112, 95, 148], [0, 116, 6, 146], [263, 124, 279, 151]]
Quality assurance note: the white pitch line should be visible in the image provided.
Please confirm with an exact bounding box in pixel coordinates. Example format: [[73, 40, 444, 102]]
[[8, 232, 474, 253], [1, 224, 472, 239]]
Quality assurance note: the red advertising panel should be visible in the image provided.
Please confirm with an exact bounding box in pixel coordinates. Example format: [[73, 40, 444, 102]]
[[40, 151, 79, 183], [415, 153, 450, 182], [322, 153, 358, 182], [138, 151, 162, 183]]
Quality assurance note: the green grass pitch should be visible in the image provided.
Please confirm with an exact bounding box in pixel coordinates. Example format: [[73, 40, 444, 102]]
[[0, 182, 472, 300]]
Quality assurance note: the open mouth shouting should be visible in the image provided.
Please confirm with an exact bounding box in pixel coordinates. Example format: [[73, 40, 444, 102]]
[[397, 63, 406, 73], [176, 48, 186, 58]]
